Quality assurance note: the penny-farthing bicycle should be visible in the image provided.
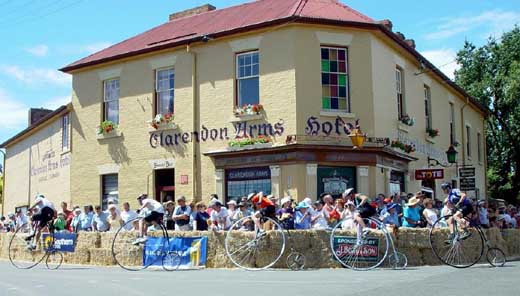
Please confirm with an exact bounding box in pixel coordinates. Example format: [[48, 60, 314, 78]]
[[8, 222, 64, 270], [224, 215, 306, 271], [111, 216, 181, 271]]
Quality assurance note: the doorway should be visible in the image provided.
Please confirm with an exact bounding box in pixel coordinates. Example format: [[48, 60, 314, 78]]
[[154, 169, 175, 203]]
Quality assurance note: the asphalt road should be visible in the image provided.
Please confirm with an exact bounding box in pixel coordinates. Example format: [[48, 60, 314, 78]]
[[0, 260, 517, 296]]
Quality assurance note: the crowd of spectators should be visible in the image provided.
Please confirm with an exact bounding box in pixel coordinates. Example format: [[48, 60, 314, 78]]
[[1, 191, 520, 234]]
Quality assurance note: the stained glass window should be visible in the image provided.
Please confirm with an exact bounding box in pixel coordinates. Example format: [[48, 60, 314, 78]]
[[321, 47, 349, 111]]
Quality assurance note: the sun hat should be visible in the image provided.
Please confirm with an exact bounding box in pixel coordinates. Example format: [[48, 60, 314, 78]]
[[209, 199, 222, 208], [296, 201, 310, 209], [108, 204, 117, 210], [303, 197, 312, 206], [406, 196, 420, 206], [177, 196, 186, 202], [343, 188, 355, 196], [280, 197, 292, 205], [227, 200, 237, 206]]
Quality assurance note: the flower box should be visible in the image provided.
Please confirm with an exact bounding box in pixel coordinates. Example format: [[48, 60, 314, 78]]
[[227, 135, 273, 151], [233, 104, 264, 116], [227, 142, 273, 151], [96, 129, 121, 140], [229, 114, 263, 122], [391, 139, 415, 153], [149, 122, 178, 132], [398, 114, 415, 127], [148, 113, 176, 131], [97, 121, 120, 140], [426, 128, 439, 138]]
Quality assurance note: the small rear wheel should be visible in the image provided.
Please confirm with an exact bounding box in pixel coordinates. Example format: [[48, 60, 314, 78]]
[[486, 247, 506, 267], [286, 251, 306, 270], [162, 251, 182, 271], [388, 251, 408, 270], [45, 251, 63, 270]]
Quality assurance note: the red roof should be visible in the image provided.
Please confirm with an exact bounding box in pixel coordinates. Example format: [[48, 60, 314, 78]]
[[60, 0, 373, 72]]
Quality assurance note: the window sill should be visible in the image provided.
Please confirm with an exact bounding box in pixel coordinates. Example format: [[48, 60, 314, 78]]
[[320, 110, 356, 118], [96, 130, 122, 140], [479, 161, 483, 166], [425, 135, 436, 144], [397, 122, 410, 133], [148, 123, 178, 133], [229, 114, 263, 122], [61, 149, 71, 156], [227, 142, 273, 151]]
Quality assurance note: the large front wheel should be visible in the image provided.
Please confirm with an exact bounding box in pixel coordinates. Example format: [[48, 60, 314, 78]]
[[429, 215, 484, 268], [8, 225, 48, 269], [330, 216, 389, 271], [225, 216, 285, 271]]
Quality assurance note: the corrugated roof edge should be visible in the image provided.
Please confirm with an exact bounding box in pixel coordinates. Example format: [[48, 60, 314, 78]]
[[0, 103, 72, 148], [59, 17, 487, 116]]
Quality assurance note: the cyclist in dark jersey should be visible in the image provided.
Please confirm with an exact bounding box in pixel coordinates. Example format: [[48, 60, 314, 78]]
[[353, 194, 377, 236], [441, 182, 472, 241]]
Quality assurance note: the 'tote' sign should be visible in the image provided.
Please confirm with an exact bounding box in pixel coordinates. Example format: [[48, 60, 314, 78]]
[[415, 169, 444, 180]]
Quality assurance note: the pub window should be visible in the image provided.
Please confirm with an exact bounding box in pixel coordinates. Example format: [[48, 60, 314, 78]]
[[466, 125, 472, 158], [449, 102, 456, 145], [236, 51, 259, 106], [103, 78, 119, 124], [321, 47, 349, 112], [62, 114, 69, 151], [226, 167, 271, 203], [102, 174, 118, 210], [424, 85, 432, 130], [477, 132, 482, 163], [396, 67, 405, 119], [155, 67, 175, 115]]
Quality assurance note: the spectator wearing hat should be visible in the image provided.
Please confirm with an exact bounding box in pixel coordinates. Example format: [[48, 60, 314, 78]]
[[192, 201, 210, 231], [227, 200, 238, 224], [380, 203, 400, 227], [311, 200, 330, 230], [295, 202, 311, 229], [209, 199, 231, 231], [164, 201, 175, 230], [173, 196, 192, 231], [233, 201, 252, 223], [54, 212, 67, 232], [15, 209, 29, 233], [93, 205, 110, 232], [107, 204, 123, 231], [402, 196, 423, 228], [342, 188, 355, 202], [422, 198, 439, 228], [0, 216, 6, 232], [71, 207, 82, 232], [120, 202, 138, 231], [277, 197, 295, 229]]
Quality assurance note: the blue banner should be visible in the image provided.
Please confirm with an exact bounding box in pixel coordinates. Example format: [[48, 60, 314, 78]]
[[42, 232, 76, 252], [143, 236, 207, 269]]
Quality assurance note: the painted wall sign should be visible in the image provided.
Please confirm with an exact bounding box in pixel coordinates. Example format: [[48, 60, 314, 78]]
[[226, 167, 271, 181], [459, 167, 475, 178], [304, 116, 353, 136], [150, 120, 285, 148], [31, 150, 70, 183], [149, 159, 175, 170], [397, 131, 447, 162], [415, 169, 444, 180]]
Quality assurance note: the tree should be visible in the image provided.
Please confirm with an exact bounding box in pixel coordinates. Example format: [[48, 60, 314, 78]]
[[455, 27, 520, 203]]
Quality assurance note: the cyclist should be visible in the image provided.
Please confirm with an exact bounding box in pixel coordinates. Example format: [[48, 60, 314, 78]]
[[353, 193, 377, 236], [132, 194, 165, 245], [247, 192, 276, 231], [25, 194, 57, 251], [441, 182, 472, 242]]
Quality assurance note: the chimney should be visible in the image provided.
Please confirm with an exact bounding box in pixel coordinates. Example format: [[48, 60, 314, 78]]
[[395, 32, 406, 41], [28, 108, 53, 126], [169, 4, 216, 21], [378, 19, 393, 31], [405, 39, 416, 49]]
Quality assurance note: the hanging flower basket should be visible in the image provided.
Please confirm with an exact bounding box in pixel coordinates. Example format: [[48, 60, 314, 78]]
[[426, 128, 439, 138], [391, 139, 415, 153]]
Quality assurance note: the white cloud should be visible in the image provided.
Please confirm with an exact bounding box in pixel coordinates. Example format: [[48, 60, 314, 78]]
[[41, 95, 71, 110], [24, 44, 49, 57], [82, 42, 113, 54], [421, 49, 460, 80], [425, 10, 520, 40], [0, 65, 71, 86], [0, 88, 28, 130]]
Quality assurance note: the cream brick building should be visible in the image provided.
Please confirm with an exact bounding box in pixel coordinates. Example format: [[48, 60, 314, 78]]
[[1, 106, 72, 215], [2, 0, 487, 213]]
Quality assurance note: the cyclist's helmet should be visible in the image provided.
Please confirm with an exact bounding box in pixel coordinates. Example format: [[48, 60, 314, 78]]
[[34, 194, 45, 200], [246, 192, 257, 201], [137, 194, 148, 200], [441, 182, 452, 191]]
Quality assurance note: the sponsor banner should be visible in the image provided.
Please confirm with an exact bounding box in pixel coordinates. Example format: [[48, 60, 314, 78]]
[[144, 237, 207, 269], [43, 232, 76, 252], [332, 236, 379, 262]]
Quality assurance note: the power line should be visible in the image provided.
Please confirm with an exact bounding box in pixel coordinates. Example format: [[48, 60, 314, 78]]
[[0, 0, 83, 27], [0, 0, 68, 25]]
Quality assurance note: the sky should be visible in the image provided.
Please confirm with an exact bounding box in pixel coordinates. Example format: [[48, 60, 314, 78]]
[[0, 0, 519, 165]]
